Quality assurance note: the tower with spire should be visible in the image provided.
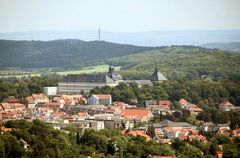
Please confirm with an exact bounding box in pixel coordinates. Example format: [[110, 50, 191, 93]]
[[107, 63, 123, 81], [150, 63, 167, 83]]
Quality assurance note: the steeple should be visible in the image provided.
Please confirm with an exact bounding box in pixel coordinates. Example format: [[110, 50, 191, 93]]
[[154, 62, 159, 73], [150, 63, 167, 82], [108, 63, 114, 74]]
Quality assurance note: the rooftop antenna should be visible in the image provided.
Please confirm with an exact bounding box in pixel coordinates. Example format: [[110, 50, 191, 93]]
[[98, 25, 101, 41]]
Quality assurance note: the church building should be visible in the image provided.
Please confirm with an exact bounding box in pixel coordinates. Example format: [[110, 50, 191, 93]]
[[58, 64, 167, 94]]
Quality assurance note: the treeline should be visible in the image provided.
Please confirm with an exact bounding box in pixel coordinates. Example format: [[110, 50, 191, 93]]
[[91, 80, 240, 108], [1, 120, 240, 158], [0, 76, 58, 102]]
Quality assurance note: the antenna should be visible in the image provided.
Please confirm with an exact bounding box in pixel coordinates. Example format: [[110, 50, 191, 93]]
[[98, 25, 101, 41]]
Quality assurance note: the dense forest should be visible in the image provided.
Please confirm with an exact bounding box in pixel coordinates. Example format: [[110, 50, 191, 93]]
[[0, 76, 58, 102], [91, 81, 240, 107], [0, 119, 240, 158], [109, 46, 240, 80]]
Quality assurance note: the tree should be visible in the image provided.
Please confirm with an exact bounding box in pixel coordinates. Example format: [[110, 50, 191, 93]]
[[121, 121, 126, 130], [179, 144, 204, 158], [146, 124, 155, 139], [76, 132, 80, 145]]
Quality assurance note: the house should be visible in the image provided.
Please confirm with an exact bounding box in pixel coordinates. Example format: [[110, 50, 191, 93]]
[[46, 102, 64, 109], [32, 93, 49, 103], [219, 101, 235, 112], [230, 128, 240, 137], [147, 156, 175, 158], [43, 87, 58, 96], [104, 119, 122, 129], [178, 99, 203, 115], [178, 98, 188, 108], [121, 109, 153, 122], [25, 93, 49, 108], [199, 122, 216, 132], [88, 94, 112, 105], [146, 100, 172, 108], [159, 100, 172, 107], [152, 123, 165, 139], [0, 103, 25, 111], [150, 105, 171, 116], [0, 126, 12, 133]]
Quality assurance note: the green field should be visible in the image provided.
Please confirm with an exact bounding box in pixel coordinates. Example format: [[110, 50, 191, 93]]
[[0, 65, 121, 78], [56, 65, 121, 75]]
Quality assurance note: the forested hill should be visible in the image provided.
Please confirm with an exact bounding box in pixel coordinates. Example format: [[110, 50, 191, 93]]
[[0, 39, 152, 69], [108, 46, 240, 80]]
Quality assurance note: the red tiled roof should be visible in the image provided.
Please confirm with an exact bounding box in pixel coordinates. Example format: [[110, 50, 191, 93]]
[[0, 103, 25, 110], [221, 101, 234, 107], [121, 109, 151, 118], [46, 102, 61, 107], [0, 126, 12, 133], [93, 94, 111, 100], [179, 98, 188, 104], [25, 96, 34, 102], [159, 100, 171, 107], [32, 93, 47, 99]]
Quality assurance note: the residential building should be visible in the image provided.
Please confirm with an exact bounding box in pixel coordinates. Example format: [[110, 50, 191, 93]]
[[219, 101, 235, 112], [121, 109, 153, 122], [43, 87, 58, 96], [88, 94, 112, 105]]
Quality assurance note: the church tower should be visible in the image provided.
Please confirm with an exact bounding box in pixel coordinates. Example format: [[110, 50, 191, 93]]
[[107, 63, 123, 81], [150, 63, 167, 83]]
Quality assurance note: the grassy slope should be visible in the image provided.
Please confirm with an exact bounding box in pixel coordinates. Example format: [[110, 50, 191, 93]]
[[0, 65, 121, 78]]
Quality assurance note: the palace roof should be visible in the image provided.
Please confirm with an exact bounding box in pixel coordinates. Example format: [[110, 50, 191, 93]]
[[60, 74, 115, 83]]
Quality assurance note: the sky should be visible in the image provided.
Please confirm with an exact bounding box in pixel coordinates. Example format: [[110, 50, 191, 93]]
[[0, 0, 240, 33]]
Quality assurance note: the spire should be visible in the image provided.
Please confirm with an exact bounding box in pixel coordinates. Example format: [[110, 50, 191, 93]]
[[108, 63, 114, 73], [155, 62, 159, 73], [150, 62, 167, 82]]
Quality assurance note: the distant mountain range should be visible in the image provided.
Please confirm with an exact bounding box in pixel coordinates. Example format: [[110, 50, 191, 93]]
[[1, 30, 240, 46], [201, 42, 240, 52]]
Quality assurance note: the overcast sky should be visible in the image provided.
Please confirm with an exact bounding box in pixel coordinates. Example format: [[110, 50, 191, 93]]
[[0, 0, 240, 33]]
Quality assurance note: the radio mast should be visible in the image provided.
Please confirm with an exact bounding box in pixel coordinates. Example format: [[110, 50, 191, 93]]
[[98, 25, 101, 41]]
